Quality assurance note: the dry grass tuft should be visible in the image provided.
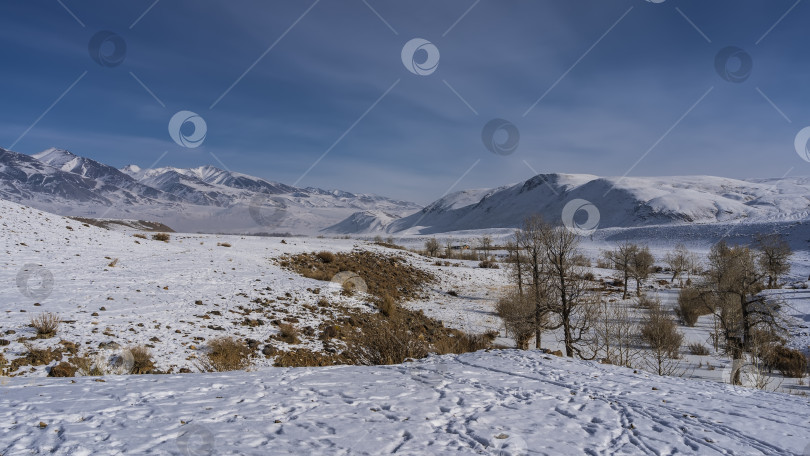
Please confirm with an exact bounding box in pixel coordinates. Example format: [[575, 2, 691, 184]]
[[151, 233, 170, 242], [379, 295, 397, 318], [277, 324, 300, 345], [196, 337, 251, 372], [128, 345, 155, 374], [30, 313, 60, 339]]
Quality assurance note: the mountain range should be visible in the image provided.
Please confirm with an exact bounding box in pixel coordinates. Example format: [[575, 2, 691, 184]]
[[0, 147, 419, 234], [326, 173, 810, 237], [2, 147, 810, 237]]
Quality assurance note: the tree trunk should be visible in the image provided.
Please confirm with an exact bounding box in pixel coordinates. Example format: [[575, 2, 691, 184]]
[[533, 260, 542, 350], [622, 271, 629, 299]]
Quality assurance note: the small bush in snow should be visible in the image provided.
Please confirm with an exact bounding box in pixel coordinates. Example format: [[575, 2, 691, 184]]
[[30, 313, 60, 339], [197, 337, 250, 372], [764, 345, 808, 378], [128, 346, 155, 374], [688, 342, 710, 356], [151, 233, 170, 242]]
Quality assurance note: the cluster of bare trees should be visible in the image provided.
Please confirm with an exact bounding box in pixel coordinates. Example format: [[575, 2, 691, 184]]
[[500, 215, 598, 358], [604, 242, 655, 298], [496, 215, 799, 382], [424, 235, 497, 263], [678, 238, 794, 384]]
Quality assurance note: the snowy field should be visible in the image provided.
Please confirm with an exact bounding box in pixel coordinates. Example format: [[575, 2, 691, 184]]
[[2, 350, 810, 455], [1, 199, 810, 454]]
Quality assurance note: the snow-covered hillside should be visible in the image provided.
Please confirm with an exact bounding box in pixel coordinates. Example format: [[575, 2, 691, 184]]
[[329, 173, 810, 236], [0, 148, 420, 234]]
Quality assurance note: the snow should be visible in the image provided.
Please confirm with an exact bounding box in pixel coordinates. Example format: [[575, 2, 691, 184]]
[[1, 199, 809, 454], [2, 350, 809, 455], [375, 173, 810, 235]]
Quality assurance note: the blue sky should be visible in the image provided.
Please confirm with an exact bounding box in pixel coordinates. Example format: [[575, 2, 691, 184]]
[[1, 0, 808, 204]]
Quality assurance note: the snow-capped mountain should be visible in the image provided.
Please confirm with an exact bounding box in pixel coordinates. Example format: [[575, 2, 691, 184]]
[[328, 173, 810, 235], [0, 147, 420, 234]]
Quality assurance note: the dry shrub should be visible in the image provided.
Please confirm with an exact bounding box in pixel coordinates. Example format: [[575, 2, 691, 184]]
[[572, 254, 591, 268], [217, 242, 232, 247], [675, 287, 712, 326], [274, 348, 342, 367], [431, 332, 494, 355], [688, 342, 710, 356], [496, 291, 535, 349], [344, 317, 428, 365], [10, 344, 62, 372], [764, 345, 808, 378], [316, 251, 335, 263], [478, 259, 500, 269], [197, 337, 250, 372], [379, 295, 397, 318], [277, 324, 300, 344], [107, 258, 119, 267], [48, 362, 75, 377], [128, 346, 155, 374], [283, 250, 435, 302], [69, 355, 103, 376], [30, 313, 60, 338], [133, 233, 147, 239], [151, 233, 170, 242]]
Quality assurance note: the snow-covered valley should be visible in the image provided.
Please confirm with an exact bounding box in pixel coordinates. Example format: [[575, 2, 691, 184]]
[[1, 198, 809, 455]]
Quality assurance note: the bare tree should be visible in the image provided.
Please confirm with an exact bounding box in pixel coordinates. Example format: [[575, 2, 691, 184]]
[[631, 245, 655, 297], [664, 244, 691, 284], [592, 297, 639, 367], [537, 223, 597, 358], [424, 237, 440, 257], [606, 242, 637, 299], [505, 238, 526, 296], [755, 234, 792, 289], [516, 216, 552, 349], [707, 242, 772, 354], [639, 298, 683, 376]]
